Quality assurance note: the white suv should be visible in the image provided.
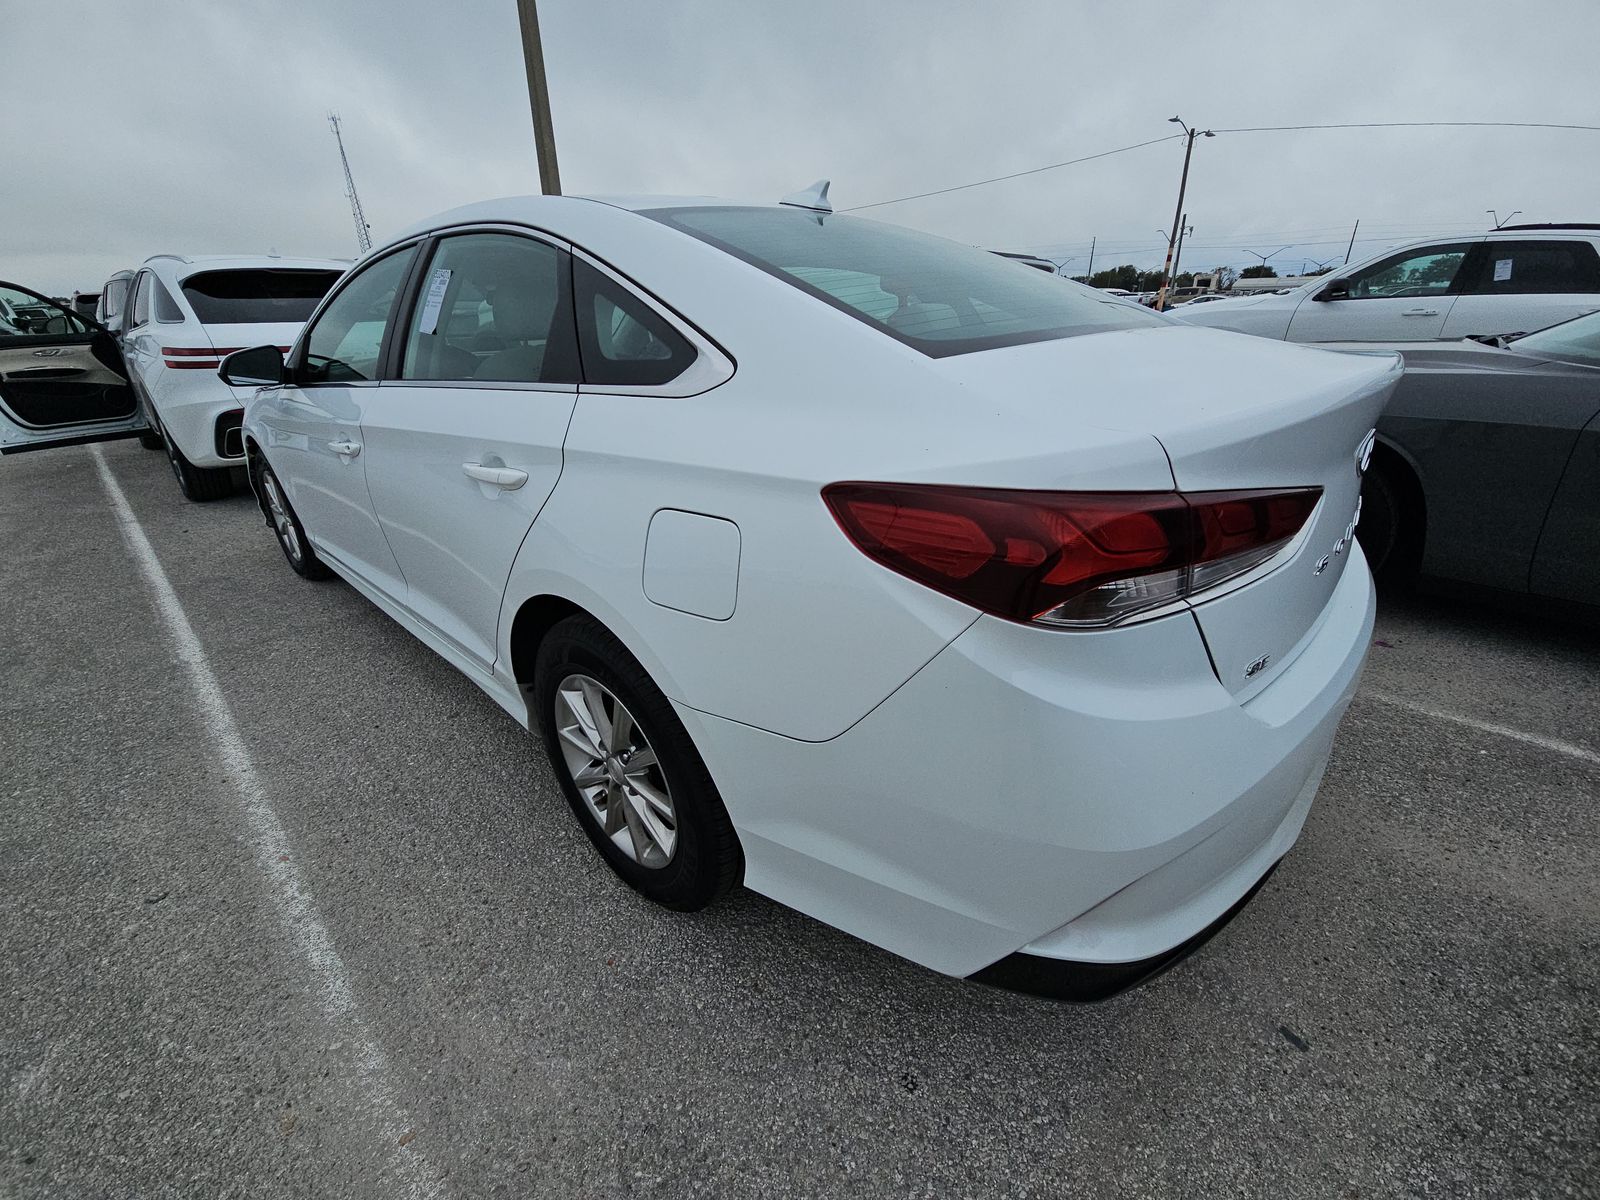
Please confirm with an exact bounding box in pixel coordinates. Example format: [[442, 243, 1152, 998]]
[[120, 254, 346, 499], [1176, 224, 1600, 343]]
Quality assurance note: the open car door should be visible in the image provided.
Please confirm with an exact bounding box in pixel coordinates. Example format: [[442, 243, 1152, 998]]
[[0, 280, 144, 454]]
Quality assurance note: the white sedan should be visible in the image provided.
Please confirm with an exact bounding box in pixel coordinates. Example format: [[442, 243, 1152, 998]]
[[219, 188, 1398, 1000]]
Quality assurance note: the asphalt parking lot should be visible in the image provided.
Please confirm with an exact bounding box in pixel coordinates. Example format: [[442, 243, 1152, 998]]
[[3, 439, 1597, 1199]]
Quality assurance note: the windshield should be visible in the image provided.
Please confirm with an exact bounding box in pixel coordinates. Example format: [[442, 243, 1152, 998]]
[[1511, 309, 1600, 367], [181, 268, 342, 324], [644, 206, 1164, 357]]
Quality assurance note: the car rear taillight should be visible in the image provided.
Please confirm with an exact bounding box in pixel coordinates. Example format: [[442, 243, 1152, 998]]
[[163, 346, 230, 369], [823, 482, 1322, 628]]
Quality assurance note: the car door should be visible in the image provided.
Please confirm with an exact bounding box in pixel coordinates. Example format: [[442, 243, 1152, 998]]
[[1439, 239, 1600, 342], [254, 244, 418, 598], [358, 229, 582, 670], [1285, 241, 1478, 342], [0, 281, 143, 454], [1380, 344, 1600, 591]]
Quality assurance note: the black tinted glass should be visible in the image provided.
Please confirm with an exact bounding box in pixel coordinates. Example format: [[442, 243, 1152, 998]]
[[644, 206, 1163, 357], [1463, 241, 1600, 295], [182, 269, 343, 324], [572, 259, 695, 386]]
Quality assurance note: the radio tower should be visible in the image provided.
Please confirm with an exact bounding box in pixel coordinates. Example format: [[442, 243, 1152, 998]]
[[327, 113, 372, 253]]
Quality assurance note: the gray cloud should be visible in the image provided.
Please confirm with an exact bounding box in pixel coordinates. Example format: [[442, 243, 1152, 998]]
[[7, 0, 1599, 295]]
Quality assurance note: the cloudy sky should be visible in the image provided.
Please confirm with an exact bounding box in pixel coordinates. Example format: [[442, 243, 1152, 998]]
[[8, 0, 1600, 295]]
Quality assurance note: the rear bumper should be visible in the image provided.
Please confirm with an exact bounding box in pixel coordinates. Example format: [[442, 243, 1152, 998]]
[[680, 549, 1376, 988], [152, 384, 251, 468]]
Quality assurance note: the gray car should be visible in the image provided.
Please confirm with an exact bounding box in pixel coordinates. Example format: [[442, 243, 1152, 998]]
[[1349, 312, 1600, 610]]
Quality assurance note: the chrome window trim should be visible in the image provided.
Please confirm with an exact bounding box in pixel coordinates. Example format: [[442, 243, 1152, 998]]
[[570, 247, 735, 398], [378, 379, 577, 394]]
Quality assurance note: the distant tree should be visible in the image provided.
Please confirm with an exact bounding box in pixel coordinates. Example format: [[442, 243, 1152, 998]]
[[1088, 264, 1141, 290], [1240, 264, 1279, 279], [1305, 266, 1335, 276], [1217, 266, 1239, 289], [1174, 272, 1196, 289]]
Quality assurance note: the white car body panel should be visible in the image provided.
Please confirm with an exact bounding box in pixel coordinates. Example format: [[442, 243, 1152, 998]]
[[1179, 229, 1600, 344], [124, 256, 346, 468], [244, 194, 1396, 984]]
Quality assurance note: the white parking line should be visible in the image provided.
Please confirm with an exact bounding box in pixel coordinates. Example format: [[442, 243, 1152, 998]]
[[89, 447, 445, 1199], [1365, 690, 1600, 768]]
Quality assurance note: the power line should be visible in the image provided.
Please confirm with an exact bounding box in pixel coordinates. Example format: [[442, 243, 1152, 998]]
[[842, 133, 1184, 212], [1214, 120, 1600, 134]]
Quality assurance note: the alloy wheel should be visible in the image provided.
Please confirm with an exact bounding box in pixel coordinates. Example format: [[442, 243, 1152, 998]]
[[554, 674, 677, 868], [260, 470, 303, 564]]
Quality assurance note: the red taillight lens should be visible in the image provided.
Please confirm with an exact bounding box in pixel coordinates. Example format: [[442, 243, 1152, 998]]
[[823, 482, 1322, 627]]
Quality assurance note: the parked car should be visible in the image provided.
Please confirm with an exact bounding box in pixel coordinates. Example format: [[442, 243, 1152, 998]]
[[30, 191, 1384, 1001], [1172, 292, 1232, 307], [95, 269, 135, 334], [1176, 224, 1600, 343], [119, 254, 346, 498], [1341, 310, 1600, 610], [69, 291, 100, 320], [0, 280, 137, 454], [0, 256, 346, 498]]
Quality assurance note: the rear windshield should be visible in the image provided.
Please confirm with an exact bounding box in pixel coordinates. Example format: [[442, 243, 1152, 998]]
[[643, 206, 1163, 357], [181, 268, 342, 324], [1512, 308, 1600, 366]]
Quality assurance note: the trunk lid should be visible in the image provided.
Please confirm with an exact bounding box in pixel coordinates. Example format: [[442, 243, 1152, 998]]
[[937, 326, 1401, 697]]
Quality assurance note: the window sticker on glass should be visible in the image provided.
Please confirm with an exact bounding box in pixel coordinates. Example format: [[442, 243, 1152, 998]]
[[418, 267, 452, 335], [1494, 258, 1514, 283]]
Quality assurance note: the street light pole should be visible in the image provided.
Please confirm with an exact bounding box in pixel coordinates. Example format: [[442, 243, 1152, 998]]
[[1085, 236, 1095, 281], [516, 0, 561, 195], [1156, 117, 1212, 311], [1171, 214, 1192, 290]]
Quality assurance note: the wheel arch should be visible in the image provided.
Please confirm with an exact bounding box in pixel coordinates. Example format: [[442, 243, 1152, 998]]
[[1370, 434, 1427, 570]]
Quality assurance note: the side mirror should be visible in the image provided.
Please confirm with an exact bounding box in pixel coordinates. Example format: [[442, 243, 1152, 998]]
[[1315, 280, 1351, 302], [219, 344, 286, 387]]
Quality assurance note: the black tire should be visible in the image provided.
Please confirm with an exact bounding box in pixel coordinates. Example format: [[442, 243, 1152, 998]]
[[158, 421, 233, 502], [251, 457, 332, 580], [137, 429, 164, 451], [533, 614, 741, 911], [1356, 461, 1416, 586]]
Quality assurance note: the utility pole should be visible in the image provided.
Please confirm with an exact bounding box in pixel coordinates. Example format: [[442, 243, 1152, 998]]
[[327, 113, 371, 254], [1171, 214, 1192, 290], [516, 0, 562, 195], [1085, 236, 1096, 281], [1344, 218, 1360, 264], [1156, 117, 1213, 310]]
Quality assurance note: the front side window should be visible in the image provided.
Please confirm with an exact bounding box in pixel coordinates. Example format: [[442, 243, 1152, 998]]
[[0, 284, 89, 342], [130, 272, 151, 327], [644, 206, 1164, 357], [182, 269, 343, 324], [400, 233, 578, 384], [1461, 241, 1600, 296], [573, 259, 695, 385], [1346, 245, 1470, 299], [301, 249, 415, 384]]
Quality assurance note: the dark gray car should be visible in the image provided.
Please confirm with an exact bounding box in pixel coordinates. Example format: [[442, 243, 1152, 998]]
[[1348, 312, 1600, 609]]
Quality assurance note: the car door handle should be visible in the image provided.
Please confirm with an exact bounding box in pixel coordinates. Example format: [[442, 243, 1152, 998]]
[[327, 438, 361, 458], [1402, 307, 1439, 316], [462, 462, 528, 490]]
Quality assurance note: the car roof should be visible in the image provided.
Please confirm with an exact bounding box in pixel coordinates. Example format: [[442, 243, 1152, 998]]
[[141, 254, 350, 282]]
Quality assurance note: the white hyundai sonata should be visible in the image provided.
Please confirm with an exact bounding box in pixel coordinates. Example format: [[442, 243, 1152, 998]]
[[224, 186, 1398, 1001]]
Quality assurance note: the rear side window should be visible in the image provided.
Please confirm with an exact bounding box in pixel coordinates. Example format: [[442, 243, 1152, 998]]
[[1463, 241, 1600, 295], [130, 272, 150, 327], [301, 249, 414, 383], [644, 205, 1163, 357], [399, 233, 579, 384], [573, 259, 695, 386], [152, 279, 185, 323], [182, 269, 342, 324]]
